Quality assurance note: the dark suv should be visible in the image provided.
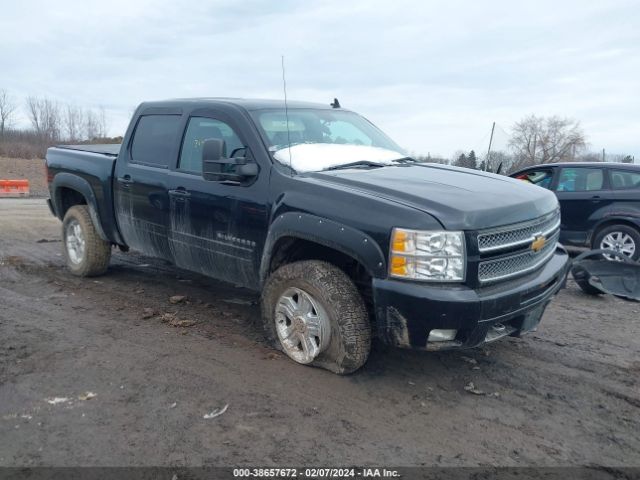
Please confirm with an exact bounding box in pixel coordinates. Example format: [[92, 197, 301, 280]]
[[511, 163, 640, 260]]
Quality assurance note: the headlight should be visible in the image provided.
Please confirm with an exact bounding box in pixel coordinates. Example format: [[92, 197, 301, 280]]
[[390, 228, 466, 281]]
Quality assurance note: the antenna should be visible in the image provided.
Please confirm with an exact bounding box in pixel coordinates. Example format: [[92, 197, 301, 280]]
[[485, 121, 495, 172], [281, 55, 293, 175]]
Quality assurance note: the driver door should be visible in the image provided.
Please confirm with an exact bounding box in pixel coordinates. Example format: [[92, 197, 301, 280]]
[[167, 115, 267, 287]]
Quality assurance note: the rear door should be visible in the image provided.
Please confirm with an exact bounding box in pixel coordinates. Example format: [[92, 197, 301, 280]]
[[114, 113, 182, 260], [554, 166, 613, 246], [609, 167, 640, 216], [167, 113, 269, 288]]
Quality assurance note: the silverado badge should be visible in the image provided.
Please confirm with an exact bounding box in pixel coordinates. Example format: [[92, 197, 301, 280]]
[[530, 235, 546, 253]]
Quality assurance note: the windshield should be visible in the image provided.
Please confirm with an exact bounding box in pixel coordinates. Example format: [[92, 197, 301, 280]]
[[250, 108, 406, 172]]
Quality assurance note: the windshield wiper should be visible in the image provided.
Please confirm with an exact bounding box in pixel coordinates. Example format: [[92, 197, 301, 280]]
[[391, 156, 418, 163], [323, 161, 387, 171]]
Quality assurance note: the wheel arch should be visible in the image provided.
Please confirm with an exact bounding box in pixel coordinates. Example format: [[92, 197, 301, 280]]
[[259, 212, 387, 287], [589, 217, 640, 246], [51, 173, 109, 242]]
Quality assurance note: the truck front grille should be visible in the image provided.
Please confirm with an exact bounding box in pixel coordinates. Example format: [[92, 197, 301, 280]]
[[478, 230, 559, 283], [476, 210, 561, 284], [477, 209, 560, 253]]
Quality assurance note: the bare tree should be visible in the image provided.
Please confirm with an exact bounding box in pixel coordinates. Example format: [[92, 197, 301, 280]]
[[414, 153, 448, 164], [508, 115, 587, 170], [98, 106, 108, 139], [64, 104, 84, 142], [26, 96, 62, 142], [484, 150, 515, 173], [0, 89, 18, 135], [576, 151, 601, 163], [84, 108, 98, 140]]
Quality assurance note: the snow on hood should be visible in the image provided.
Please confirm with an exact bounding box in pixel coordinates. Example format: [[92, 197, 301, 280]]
[[272, 143, 406, 173]]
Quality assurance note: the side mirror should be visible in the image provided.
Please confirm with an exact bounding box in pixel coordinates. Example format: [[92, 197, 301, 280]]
[[202, 138, 226, 162], [202, 139, 258, 183]]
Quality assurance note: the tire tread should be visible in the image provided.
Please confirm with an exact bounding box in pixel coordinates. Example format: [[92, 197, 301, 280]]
[[262, 260, 371, 374], [62, 205, 111, 277]]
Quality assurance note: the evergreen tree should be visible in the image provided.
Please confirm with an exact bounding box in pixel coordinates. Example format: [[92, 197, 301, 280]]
[[467, 150, 477, 169], [453, 153, 468, 168]]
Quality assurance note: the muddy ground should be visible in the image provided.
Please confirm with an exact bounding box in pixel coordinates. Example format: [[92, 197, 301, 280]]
[[0, 199, 639, 468]]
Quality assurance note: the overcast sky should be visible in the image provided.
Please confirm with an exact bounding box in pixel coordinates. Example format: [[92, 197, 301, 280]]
[[1, 0, 638, 159]]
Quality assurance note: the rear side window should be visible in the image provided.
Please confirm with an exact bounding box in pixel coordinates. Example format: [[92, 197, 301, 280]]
[[557, 168, 604, 192], [130, 115, 182, 167], [515, 169, 553, 189], [610, 169, 640, 190]]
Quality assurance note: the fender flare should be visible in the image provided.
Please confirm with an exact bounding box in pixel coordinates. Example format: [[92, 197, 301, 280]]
[[50, 173, 109, 242], [259, 212, 387, 286]]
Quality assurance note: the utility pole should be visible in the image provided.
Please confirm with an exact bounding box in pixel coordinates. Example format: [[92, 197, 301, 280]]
[[485, 121, 495, 171], [532, 133, 537, 164], [602, 148, 605, 162]]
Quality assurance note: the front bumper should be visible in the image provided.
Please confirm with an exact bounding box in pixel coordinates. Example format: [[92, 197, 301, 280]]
[[372, 246, 570, 350]]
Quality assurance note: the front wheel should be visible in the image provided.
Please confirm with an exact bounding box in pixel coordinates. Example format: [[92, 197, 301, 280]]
[[261, 260, 371, 374], [593, 225, 640, 261], [62, 205, 112, 277]]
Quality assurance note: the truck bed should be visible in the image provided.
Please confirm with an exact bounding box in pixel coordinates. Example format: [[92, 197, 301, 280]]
[[56, 144, 121, 157], [46, 145, 122, 245]]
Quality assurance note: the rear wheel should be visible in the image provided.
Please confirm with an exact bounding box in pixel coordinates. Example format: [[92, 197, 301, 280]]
[[262, 260, 371, 374], [62, 205, 111, 277], [593, 224, 640, 261]]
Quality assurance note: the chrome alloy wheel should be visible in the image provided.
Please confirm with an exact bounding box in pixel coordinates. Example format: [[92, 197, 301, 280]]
[[65, 219, 86, 264], [600, 231, 636, 261], [274, 287, 331, 364]]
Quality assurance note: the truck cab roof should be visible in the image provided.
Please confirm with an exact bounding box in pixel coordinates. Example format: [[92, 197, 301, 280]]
[[140, 98, 340, 112]]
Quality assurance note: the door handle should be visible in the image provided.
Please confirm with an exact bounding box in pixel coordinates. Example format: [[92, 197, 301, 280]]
[[590, 195, 601, 203], [117, 175, 134, 187], [168, 188, 191, 199]]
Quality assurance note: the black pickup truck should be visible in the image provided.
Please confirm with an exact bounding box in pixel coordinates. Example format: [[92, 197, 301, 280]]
[[46, 98, 570, 374]]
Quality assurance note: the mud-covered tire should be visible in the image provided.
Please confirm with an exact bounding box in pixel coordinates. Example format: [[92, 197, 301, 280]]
[[62, 205, 111, 277], [261, 260, 371, 374]]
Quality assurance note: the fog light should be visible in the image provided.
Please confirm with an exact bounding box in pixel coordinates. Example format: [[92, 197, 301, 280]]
[[427, 329, 457, 342]]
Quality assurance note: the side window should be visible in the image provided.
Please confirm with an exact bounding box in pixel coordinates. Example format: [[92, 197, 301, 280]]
[[610, 169, 640, 190], [130, 115, 182, 167], [178, 117, 244, 174], [515, 169, 554, 190], [557, 168, 604, 192]]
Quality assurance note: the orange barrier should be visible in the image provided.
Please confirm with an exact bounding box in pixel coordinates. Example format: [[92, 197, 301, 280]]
[[0, 179, 30, 197]]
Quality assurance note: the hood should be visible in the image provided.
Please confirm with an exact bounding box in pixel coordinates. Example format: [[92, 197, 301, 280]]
[[309, 163, 559, 230]]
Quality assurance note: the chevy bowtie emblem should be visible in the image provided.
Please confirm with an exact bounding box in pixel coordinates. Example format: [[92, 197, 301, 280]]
[[531, 235, 546, 253]]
